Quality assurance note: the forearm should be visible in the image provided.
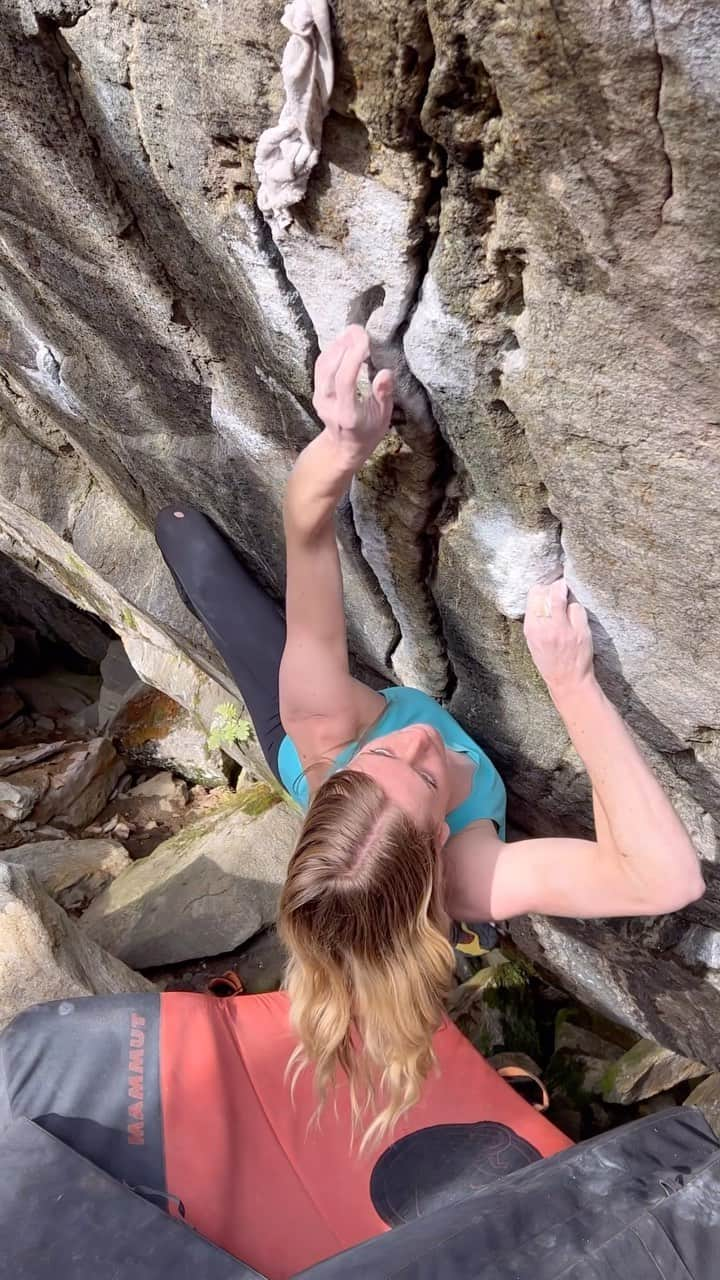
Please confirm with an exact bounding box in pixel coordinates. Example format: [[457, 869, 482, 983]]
[[552, 677, 702, 896], [284, 430, 362, 542]]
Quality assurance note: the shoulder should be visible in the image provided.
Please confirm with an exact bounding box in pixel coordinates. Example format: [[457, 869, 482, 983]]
[[282, 682, 387, 797]]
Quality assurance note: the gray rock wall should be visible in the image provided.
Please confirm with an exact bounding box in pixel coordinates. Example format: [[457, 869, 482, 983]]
[[1, 2, 719, 1058]]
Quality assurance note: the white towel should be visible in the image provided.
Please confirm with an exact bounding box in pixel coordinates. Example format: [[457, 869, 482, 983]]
[[254, 0, 335, 229]]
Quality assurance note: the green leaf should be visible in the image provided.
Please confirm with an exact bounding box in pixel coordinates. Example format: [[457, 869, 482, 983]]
[[206, 702, 254, 753]]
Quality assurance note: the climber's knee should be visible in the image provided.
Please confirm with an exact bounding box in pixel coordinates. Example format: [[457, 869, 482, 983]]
[[154, 504, 210, 552]]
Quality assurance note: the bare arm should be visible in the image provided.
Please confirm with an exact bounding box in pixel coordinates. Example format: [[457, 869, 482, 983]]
[[279, 328, 392, 760], [445, 579, 704, 921]]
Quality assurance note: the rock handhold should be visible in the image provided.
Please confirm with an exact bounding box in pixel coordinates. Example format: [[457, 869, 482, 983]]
[[7, 837, 131, 912], [80, 784, 300, 968], [0, 861, 152, 1033], [601, 1038, 708, 1105], [108, 686, 226, 787]]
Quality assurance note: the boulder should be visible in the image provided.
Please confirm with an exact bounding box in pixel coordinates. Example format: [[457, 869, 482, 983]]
[[31, 738, 125, 829], [601, 1039, 708, 1105], [7, 838, 131, 912], [80, 784, 300, 968], [685, 1074, 720, 1139], [511, 915, 720, 1075], [14, 672, 100, 720], [555, 1021, 627, 1062], [0, 861, 151, 1032], [107, 686, 226, 787], [127, 771, 188, 804], [0, 773, 48, 822]]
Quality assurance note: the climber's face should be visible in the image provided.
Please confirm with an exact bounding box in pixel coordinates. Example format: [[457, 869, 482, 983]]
[[347, 724, 451, 847]]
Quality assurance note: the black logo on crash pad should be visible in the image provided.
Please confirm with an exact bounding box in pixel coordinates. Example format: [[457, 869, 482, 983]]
[[370, 1121, 541, 1227]]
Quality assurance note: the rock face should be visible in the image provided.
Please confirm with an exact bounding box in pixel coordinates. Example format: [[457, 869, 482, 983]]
[[80, 784, 301, 968], [0, 4, 719, 1055], [0, 862, 152, 1032]]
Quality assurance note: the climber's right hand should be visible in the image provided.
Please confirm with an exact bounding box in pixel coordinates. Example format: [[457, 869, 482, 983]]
[[312, 326, 394, 467]]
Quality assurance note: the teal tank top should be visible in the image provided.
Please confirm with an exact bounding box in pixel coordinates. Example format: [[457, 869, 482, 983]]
[[277, 686, 506, 839]]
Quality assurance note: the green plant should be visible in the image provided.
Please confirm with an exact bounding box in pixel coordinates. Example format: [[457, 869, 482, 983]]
[[207, 702, 253, 752]]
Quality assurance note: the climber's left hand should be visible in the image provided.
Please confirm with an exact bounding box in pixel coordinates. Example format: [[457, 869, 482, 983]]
[[524, 577, 595, 699], [312, 326, 394, 466]]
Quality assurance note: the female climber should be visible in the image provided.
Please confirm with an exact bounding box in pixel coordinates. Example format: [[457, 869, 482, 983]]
[[155, 324, 703, 1149]]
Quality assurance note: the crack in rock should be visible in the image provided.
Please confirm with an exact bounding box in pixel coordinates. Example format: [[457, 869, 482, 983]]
[[349, 344, 456, 697], [647, 0, 674, 222]]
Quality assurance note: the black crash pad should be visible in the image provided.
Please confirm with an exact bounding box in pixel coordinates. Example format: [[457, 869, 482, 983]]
[[0, 1118, 265, 1280], [298, 1107, 720, 1280]]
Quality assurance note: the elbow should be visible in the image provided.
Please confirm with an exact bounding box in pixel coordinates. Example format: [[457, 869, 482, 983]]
[[663, 868, 706, 914], [644, 860, 705, 916]]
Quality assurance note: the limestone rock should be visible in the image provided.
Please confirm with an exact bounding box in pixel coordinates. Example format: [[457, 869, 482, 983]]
[[107, 686, 226, 787], [601, 1039, 708, 1105], [7, 838, 131, 911], [80, 785, 301, 968], [0, 861, 151, 1032]]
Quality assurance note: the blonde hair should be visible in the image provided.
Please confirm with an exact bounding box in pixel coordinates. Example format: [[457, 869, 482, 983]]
[[278, 768, 455, 1151]]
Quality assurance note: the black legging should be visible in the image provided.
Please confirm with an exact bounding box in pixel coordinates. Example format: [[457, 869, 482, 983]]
[[154, 505, 286, 780]]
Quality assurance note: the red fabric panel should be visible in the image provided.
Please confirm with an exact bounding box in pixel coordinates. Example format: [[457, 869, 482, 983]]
[[160, 991, 571, 1280]]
